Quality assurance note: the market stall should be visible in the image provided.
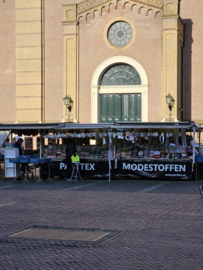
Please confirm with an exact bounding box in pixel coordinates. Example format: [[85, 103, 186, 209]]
[[109, 122, 197, 180], [40, 121, 198, 181], [0, 121, 199, 181]]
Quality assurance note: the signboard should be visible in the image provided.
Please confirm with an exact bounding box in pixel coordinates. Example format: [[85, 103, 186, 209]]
[[41, 158, 193, 180], [41, 159, 110, 179], [115, 159, 193, 180]]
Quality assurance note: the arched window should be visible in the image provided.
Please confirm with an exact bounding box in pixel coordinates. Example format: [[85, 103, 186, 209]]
[[100, 64, 141, 85]]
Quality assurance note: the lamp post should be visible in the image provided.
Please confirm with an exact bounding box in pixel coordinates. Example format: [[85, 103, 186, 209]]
[[165, 93, 174, 122], [63, 95, 73, 122]]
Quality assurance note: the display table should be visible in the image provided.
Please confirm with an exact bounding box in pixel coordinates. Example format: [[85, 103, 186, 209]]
[[9, 157, 52, 183]]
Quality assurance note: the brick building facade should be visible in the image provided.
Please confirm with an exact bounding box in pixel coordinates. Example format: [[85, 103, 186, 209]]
[[0, 0, 202, 124]]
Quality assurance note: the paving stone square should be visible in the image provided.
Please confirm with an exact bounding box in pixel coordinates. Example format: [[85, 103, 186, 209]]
[[0, 178, 203, 270]]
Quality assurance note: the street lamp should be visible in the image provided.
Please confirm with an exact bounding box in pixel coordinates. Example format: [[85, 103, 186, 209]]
[[63, 95, 73, 122], [166, 93, 174, 122], [63, 95, 73, 112]]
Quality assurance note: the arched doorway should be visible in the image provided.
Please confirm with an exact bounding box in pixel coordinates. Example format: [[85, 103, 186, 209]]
[[91, 56, 148, 123], [100, 64, 141, 123]]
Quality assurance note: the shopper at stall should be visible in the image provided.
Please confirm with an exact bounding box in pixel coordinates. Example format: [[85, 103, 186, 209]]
[[65, 139, 77, 180], [14, 138, 25, 179], [14, 138, 23, 155]]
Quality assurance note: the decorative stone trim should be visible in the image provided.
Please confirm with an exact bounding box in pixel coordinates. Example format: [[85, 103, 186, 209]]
[[91, 56, 149, 123], [77, 0, 162, 22]]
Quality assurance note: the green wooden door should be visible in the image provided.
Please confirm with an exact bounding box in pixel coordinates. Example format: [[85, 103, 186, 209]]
[[100, 94, 122, 123], [122, 94, 141, 122], [100, 94, 141, 123]]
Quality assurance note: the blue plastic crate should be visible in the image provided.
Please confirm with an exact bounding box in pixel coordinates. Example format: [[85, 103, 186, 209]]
[[30, 158, 40, 163], [32, 155, 40, 158], [19, 155, 30, 159], [19, 158, 30, 163], [195, 155, 203, 162], [9, 158, 19, 163], [39, 158, 52, 163]]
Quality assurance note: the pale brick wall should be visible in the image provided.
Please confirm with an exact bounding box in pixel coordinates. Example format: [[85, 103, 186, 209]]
[[1, 0, 202, 124], [181, 0, 203, 123], [0, 0, 16, 123], [44, 0, 69, 122], [78, 4, 162, 123]]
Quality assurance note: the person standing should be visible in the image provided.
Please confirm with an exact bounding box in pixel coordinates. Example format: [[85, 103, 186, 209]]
[[14, 138, 24, 179], [65, 139, 76, 180], [14, 138, 23, 155]]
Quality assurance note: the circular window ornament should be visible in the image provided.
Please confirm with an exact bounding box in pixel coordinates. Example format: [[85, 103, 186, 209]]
[[108, 21, 132, 48], [104, 17, 136, 51]]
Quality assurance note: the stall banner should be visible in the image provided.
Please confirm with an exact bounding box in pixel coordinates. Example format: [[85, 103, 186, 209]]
[[41, 159, 110, 179], [115, 159, 193, 180]]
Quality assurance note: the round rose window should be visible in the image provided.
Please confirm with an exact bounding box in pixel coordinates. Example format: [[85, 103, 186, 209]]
[[107, 21, 132, 48]]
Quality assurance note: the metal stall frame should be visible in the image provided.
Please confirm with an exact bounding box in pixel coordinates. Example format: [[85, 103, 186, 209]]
[[0, 121, 199, 181]]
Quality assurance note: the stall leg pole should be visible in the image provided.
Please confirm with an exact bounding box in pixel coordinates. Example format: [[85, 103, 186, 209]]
[[33, 163, 37, 180], [109, 136, 111, 183], [109, 162, 110, 182], [199, 129, 201, 148], [75, 164, 78, 182], [193, 126, 196, 178], [47, 162, 52, 181], [69, 163, 74, 181], [36, 164, 43, 183], [78, 165, 82, 181], [40, 135, 42, 159], [23, 164, 29, 183]]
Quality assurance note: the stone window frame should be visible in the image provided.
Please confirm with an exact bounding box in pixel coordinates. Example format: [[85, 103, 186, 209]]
[[91, 56, 149, 123]]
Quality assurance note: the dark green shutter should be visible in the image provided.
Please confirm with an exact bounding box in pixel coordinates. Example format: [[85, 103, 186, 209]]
[[121, 94, 141, 122], [100, 94, 141, 123], [100, 94, 108, 123], [100, 94, 122, 123]]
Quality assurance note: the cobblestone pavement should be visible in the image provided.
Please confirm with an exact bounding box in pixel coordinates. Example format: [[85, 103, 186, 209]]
[[0, 178, 203, 270]]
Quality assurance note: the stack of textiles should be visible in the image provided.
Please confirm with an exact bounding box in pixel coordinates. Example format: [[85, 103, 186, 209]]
[[149, 150, 154, 158], [153, 150, 161, 158], [131, 146, 139, 158], [52, 145, 57, 158], [99, 146, 105, 158], [61, 145, 66, 158], [79, 146, 86, 158], [56, 145, 61, 158], [121, 145, 127, 158], [43, 146, 48, 158], [47, 145, 53, 158], [85, 145, 90, 158], [138, 150, 144, 158], [143, 149, 149, 158], [115, 144, 121, 159], [89, 146, 96, 159], [94, 147, 100, 158]]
